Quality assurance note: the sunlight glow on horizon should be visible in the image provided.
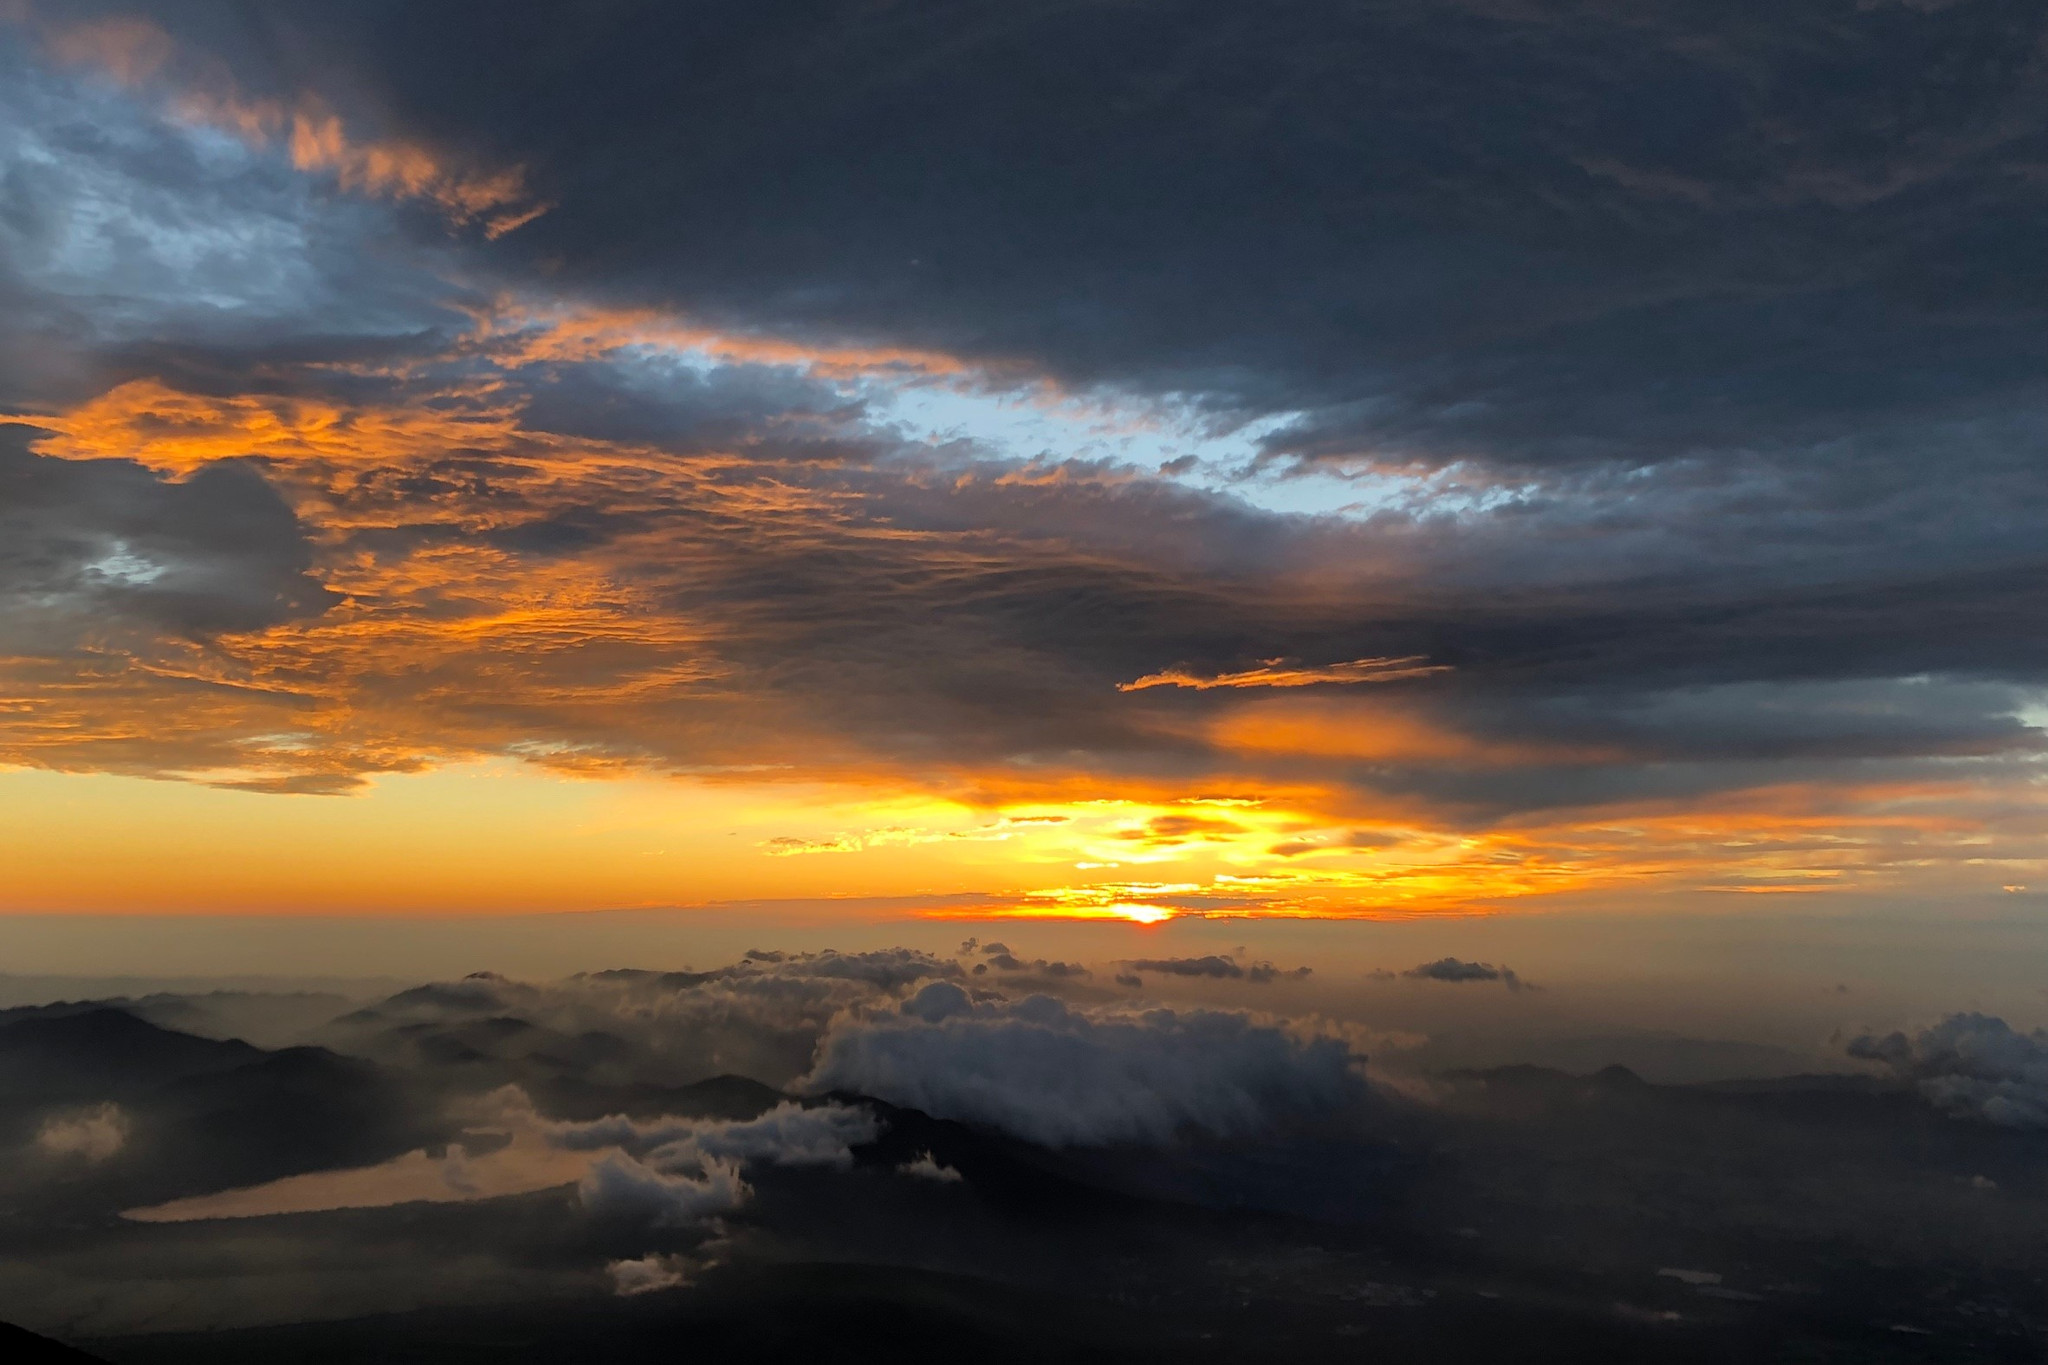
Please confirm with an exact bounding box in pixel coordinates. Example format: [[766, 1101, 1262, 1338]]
[[1, 757, 2038, 920]]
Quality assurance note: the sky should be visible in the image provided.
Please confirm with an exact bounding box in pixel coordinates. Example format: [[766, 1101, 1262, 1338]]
[[6, 10, 2048, 1358], [2, 1, 2046, 1002]]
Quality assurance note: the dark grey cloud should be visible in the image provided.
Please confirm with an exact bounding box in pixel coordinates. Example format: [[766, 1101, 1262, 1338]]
[[516, 357, 877, 464], [0, 429, 332, 642], [104, 0, 2046, 476], [1126, 956, 1245, 980], [1404, 958, 1526, 990], [983, 954, 1089, 980], [1121, 955, 1309, 984]]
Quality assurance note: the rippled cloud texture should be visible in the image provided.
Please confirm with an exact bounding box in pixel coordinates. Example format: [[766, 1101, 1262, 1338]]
[[1, 1, 2045, 918]]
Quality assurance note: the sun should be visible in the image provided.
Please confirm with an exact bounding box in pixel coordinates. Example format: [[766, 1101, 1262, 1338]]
[[1107, 902, 1176, 925]]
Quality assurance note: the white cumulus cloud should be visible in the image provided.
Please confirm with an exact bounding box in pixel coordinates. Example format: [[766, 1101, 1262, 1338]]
[[548, 1097, 880, 1224], [606, 1253, 695, 1296], [897, 1151, 965, 1182], [578, 1150, 751, 1225], [1847, 1013, 2048, 1127], [802, 985, 1366, 1147]]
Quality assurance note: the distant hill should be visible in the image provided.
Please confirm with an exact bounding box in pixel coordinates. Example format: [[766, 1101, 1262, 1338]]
[[0, 1009, 441, 1213], [0, 1009, 264, 1103], [0, 1321, 107, 1363]]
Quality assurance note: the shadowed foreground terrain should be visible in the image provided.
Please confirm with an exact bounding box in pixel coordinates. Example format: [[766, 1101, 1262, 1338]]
[[78, 1259, 2036, 1365], [1, 955, 2041, 1363]]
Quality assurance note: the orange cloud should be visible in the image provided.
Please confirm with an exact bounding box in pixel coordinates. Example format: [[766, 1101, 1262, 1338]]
[[466, 300, 968, 379], [1118, 655, 1450, 692], [1, 373, 853, 795], [10, 379, 527, 477], [4, 289, 2042, 918], [1206, 695, 1606, 767]]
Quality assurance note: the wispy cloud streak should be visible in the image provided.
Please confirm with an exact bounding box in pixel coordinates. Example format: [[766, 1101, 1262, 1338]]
[[1118, 657, 1451, 692]]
